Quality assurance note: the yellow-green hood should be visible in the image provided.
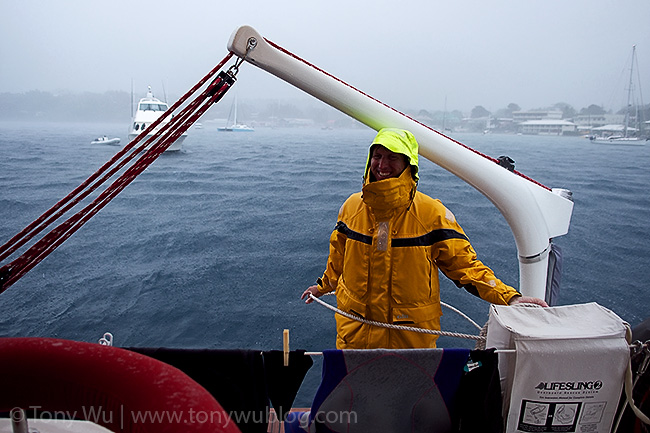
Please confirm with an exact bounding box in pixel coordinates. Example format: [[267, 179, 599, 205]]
[[364, 128, 420, 181]]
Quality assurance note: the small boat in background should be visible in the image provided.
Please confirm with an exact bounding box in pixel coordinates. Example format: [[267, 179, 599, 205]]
[[90, 136, 121, 146]]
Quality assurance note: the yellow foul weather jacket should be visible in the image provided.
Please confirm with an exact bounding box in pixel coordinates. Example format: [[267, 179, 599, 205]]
[[316, 128, 521, 349]]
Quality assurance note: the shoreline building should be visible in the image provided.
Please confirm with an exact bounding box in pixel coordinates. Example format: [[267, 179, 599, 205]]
[[518, 119, 577, 136]]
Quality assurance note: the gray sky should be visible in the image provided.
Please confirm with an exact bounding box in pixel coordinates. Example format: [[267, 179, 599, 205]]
[[1, 0, 649, 113]]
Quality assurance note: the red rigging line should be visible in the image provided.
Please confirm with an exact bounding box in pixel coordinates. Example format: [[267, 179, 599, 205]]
[[0, 53, 237, 293]]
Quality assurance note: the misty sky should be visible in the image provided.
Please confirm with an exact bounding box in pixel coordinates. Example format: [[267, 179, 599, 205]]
[[1, 0, 649, 113]]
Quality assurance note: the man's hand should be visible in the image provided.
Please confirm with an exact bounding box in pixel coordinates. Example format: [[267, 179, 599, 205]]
[[508, 295, 549, 307], [301, 285, 323, 304]]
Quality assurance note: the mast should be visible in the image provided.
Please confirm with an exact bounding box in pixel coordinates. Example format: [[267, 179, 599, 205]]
[[233, 95, 238, 126], [624, 45, 636, 138], [130, 79, 134, 118], [442, 96, 447, 132]]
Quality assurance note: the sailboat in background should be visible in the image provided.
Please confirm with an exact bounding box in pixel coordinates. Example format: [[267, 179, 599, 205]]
[[591, 45, 647, 145], [217, 95, 254, 132]]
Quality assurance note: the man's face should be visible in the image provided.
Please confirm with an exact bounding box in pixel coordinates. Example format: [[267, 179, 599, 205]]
[[370, 145, 408, 181]]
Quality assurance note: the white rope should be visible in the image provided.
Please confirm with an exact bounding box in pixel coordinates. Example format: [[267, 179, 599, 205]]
[[309, 293, 485, 342], [98, 332, 113, 346], [613, 329, 650, 431], [441, 300, 483, 331], [623, 357, 650, 427]]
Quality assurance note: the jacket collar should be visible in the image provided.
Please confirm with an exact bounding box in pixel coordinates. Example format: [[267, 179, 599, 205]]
[[362, 166, 416, 217]]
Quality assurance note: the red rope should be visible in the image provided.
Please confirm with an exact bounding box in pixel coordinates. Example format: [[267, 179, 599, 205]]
[[264, 38, 550, 191], [0, 56, 236, 293]]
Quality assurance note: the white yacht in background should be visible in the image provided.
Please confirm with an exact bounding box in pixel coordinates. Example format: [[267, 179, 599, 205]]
[[128, 86, 186, 151]]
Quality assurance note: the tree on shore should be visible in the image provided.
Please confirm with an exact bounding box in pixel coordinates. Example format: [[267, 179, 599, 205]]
[[470, 105, 490, 118], [579, 104, 606, 115]]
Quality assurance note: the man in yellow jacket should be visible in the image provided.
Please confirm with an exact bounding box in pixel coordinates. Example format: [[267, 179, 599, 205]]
[[302, 128, 547, 349]]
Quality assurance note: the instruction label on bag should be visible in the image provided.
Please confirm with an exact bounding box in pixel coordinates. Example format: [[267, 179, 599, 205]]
[[516, 398, 608, 432], [505, 340, 627, 433]]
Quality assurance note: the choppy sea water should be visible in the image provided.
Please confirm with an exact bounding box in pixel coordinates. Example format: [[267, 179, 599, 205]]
[[0, 121, 649, 405]]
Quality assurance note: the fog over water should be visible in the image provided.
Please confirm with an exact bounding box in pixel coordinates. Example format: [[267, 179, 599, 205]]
[[1, 0, 649, 113]]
